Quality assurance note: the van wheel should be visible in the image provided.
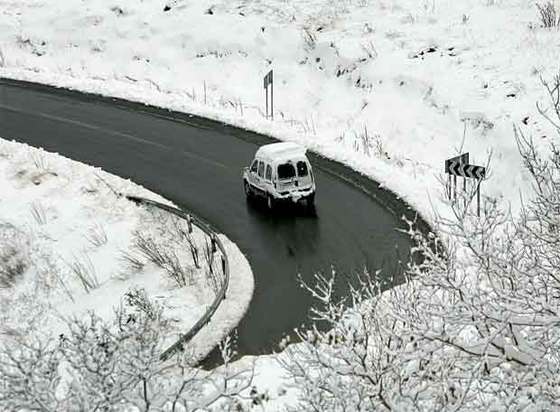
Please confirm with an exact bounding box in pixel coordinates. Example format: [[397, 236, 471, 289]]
[[244, 180, 252, 199], [267, 195, 275, 210], [305, 194, 315, 210]]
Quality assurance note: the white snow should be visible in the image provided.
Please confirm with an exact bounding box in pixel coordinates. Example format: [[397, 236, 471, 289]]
[[185, 233, 255, 363], [0, 137, 253, 360], [225, 354, 301, 411], [256, 141, 307, 162], [1, 0, 559, 408], [1, 0, 557, 224]]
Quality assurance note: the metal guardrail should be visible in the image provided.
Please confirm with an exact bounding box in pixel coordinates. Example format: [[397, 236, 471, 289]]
[[125, 195, 230, 361]]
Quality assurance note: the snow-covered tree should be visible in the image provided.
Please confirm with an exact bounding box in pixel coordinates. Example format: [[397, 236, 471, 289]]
[[0, 296, 253, 411], [280, 74, 560, 411], [0, 332, 64, 411]]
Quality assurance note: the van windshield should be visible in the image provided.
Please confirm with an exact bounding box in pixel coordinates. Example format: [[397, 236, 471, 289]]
[[277, 163, 296, 180]]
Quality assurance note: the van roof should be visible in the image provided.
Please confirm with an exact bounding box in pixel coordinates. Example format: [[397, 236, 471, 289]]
[[255, 142, 307, 163]]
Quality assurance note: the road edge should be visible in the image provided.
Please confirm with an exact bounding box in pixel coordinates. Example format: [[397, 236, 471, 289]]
[[0, 77, 434, 239]]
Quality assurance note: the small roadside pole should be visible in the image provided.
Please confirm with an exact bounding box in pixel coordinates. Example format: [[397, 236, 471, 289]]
[[221, 255, 227, 299], [203, 81, 207, 105], [445, 153, 486, 217], [477, 178, 481, 217], [263, 69, 273, 120], [211, 234, 217, 254]]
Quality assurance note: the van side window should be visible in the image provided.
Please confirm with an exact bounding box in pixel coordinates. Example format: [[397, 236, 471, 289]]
[[265, 164, 272, 181], [297, 161, 308, 177], [250, 160, 258, 173], [257, 161, 265, 178]]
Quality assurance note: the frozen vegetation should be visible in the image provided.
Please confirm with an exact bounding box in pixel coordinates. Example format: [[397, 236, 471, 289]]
[[0, 138, 254, 410]]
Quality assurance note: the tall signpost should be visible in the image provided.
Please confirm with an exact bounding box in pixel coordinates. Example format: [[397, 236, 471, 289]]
[[445, 153, 486, 216], [263, 70, 273, 120]]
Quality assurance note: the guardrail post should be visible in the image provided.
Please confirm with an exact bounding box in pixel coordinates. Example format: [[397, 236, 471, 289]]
[[221, 255, 227, 299], [131, 195, 230, 361], [211, 235, 217, 254], [187, 214, 193, 233]]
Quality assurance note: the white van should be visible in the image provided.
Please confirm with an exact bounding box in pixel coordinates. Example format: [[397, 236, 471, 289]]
[[242, 142, 316, 209]]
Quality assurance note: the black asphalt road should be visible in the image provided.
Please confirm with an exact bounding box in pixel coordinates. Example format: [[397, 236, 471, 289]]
[[0, 79, 420, 359]]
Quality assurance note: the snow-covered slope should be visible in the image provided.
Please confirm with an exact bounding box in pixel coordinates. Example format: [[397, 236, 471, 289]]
[[1, 0, 558, 221], [0, 137, 253, 361]]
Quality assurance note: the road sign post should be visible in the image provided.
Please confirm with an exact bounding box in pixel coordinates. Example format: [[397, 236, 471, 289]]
[[445, 153, 485, 216], [263, 70, 273, 120], [477, 179, 481, 217]]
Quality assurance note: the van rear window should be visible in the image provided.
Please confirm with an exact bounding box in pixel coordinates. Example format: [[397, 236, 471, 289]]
[[278, 163, 296, 179], [297, 161, 308, 177]]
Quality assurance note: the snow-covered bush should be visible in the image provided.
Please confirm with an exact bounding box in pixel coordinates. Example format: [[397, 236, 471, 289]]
[[536, 1, 559, 28], [65, 253, 100, 293], [0, 304, 253, 411], [29, 201, 48, 225], [84, 223, 108, 248], [133, 229, 195, 288], [124, 287, 160, 321], [0, 222, 28, 288], [280, 75, 560, 411]]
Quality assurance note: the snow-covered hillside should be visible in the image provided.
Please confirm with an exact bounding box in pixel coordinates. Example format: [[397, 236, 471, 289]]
[[0, 137, 253, 362], [1, 0, 558, 221]]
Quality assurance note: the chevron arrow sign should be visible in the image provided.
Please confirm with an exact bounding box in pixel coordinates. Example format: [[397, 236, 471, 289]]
[[445, 153, 485, 216], [448, 163, 486, 179], [445, 153, 469, 174]]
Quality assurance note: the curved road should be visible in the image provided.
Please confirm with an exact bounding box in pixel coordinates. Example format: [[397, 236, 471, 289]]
[[0, 79, 420, 359]]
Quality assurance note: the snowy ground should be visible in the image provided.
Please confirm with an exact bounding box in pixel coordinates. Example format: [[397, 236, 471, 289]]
[[1, 0, 558, 222], [0, 137, 253, 361], [1, 0, 559, 409]]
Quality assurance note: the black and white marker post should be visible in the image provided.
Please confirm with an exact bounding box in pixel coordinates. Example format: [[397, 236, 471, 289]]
[[263, 69, 273, 120], [445, 153, 486, 216]]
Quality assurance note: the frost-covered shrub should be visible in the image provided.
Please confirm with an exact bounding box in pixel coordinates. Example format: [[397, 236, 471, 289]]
[[132, 207, 222, 289], [124, 287, 160, 320], [29, 201, 47, 225], [84, 222, 108, 247], [0, 310, 253, 410], [120, 249, 146, 272], [133, 230, 194, 287], [0, 246, 26, 288], [0, 223, 28, 287], [281, 75, 560, 411], [65, 253, 99, 293], [537, 1, 559, 28]]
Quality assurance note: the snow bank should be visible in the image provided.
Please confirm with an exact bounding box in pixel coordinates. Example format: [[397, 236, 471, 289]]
[[186, 234, 254, 363], [0, 137, 254, 360]]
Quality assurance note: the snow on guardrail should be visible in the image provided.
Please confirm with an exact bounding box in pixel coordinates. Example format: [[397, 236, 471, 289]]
[[125, 195, 230, 362]]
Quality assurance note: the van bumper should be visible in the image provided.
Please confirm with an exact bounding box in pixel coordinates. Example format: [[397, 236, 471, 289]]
[[276, 188, 315, 203]]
